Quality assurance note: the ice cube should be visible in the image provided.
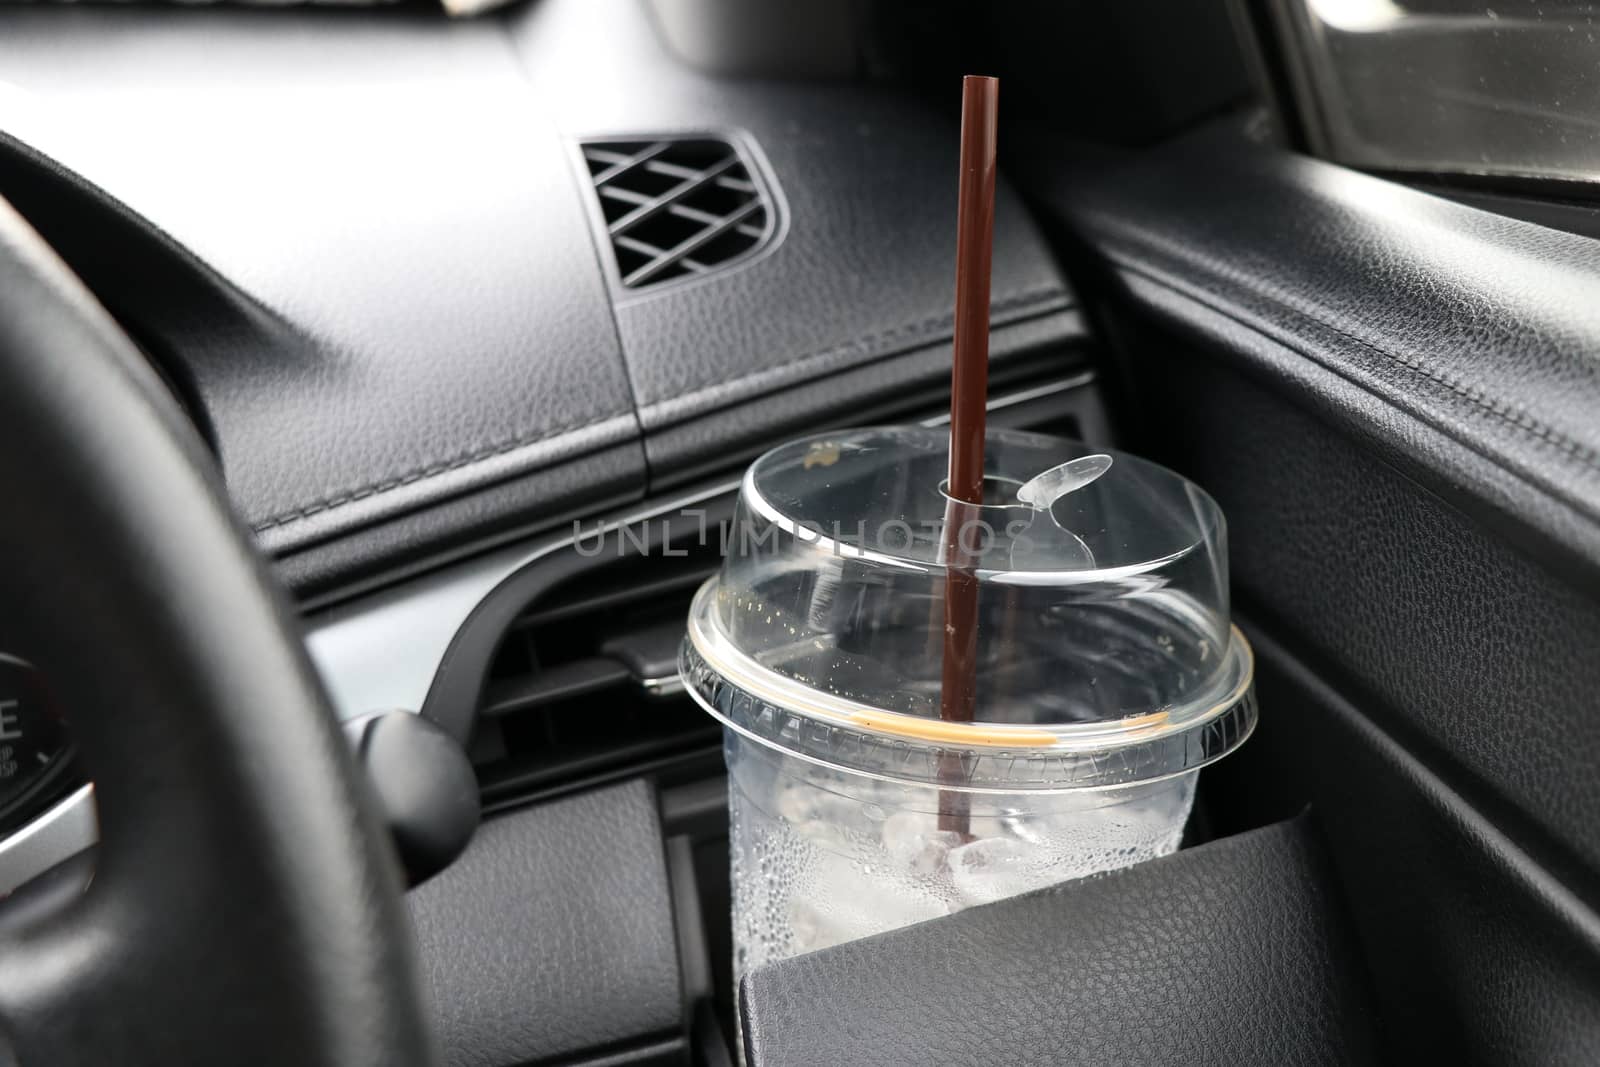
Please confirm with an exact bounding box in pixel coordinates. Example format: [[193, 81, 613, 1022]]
[[947, 835, 1036, 907], [788, 850, 950, 953], [880, 810, 962, 875], [774, 778, 822, 823], [795, 818, 860, 853], [775, 776, 859, 825]]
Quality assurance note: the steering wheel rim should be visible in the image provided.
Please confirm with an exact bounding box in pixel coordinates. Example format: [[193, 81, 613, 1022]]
[[0, 199, 435, 1064]]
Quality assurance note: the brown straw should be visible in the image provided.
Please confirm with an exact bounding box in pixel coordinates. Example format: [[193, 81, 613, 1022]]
[[938, 75, 999, 836]]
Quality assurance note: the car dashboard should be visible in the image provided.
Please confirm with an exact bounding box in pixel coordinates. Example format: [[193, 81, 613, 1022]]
[[0, 2, 1088, 1061], [6, 2, 1598, 1064]]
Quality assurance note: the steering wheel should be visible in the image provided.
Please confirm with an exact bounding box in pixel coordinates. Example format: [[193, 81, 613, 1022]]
[[0, 199, 436, 1063]]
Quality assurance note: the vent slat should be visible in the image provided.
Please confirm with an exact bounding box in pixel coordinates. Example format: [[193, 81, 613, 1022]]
[[514, 565, 711, 630], [589, 140, 672, 187], [599, 185, 653, 207], [623, 198, 764, 288], [606, 154, 742, 237], [471, 528, 725, 802], [581, 135, 775, 291], [481, 658, 631, 718], [637, 158, 706, 181]]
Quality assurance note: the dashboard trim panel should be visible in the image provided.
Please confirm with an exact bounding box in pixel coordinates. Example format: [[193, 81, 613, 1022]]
[[305, 373, 1097, 728], [0, 784, 94, 898], [0, 375, 1096, 898]]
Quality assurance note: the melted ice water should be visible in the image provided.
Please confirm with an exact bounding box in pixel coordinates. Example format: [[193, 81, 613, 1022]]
[[728, 742, 1196, 977]]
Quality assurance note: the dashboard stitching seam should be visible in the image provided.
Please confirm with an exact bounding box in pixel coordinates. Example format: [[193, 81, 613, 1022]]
[[652, 285, 1072, 406], [251, 410, 631, 532], [1100, 246, 1600, 471], [255, 286, 1071, 535]]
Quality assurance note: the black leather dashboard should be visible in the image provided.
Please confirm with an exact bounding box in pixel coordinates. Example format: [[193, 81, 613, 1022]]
[[408, 781, 684, 1067], [509, 0, 1077, 482], [1053, 121, 1600, 591], [1045, 122, 1600, 875], [0, 0, 1081, 599], [740, 815, 1380, 1067], [1037, 120, 1600, 1060], [0, 11, 642, 576]]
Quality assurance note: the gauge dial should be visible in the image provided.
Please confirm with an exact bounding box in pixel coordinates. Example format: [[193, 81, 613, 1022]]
[[0, 653, 72, 827]]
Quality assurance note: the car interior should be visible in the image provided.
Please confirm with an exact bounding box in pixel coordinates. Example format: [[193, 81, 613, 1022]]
[[0, 0, 1598, 1064]]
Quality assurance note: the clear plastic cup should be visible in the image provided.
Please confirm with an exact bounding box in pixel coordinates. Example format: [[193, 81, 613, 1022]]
[[679, 426, 1255, 976]]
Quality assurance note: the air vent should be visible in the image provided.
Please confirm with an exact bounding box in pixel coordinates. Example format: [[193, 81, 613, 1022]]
[[470, 530, 725, 805], [580, 135, 777, 290]]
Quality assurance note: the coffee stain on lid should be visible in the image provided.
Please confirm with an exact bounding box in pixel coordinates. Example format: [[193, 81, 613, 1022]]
[[848, 710, 1056, 748], [803, 442, 842, 469]]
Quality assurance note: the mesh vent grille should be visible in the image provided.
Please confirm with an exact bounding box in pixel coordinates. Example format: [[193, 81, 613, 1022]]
[[581, 136, 775, 290]]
